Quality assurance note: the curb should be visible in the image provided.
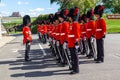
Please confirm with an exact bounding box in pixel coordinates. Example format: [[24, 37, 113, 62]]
[[0, 36, 16, 48]]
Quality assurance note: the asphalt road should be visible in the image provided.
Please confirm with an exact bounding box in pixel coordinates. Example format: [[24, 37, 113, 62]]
[[0, 34, 120, 80]]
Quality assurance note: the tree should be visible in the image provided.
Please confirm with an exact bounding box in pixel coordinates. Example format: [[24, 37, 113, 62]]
[[50, 0, 99, 13], [102, 0, 120, 14]]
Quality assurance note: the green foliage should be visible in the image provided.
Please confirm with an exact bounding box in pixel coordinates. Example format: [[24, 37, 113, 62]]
[[2, 17, 37, 34], [31, 25, 37, 34], [50, 0, 99, 13], [103, 0, 120, 14], [32, 14, 48, 25], [31, 14, 49, 34]]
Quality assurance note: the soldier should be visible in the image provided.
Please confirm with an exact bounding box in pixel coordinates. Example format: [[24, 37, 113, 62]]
[[48, 14, 54, 42], [86, 9, 95, 58], [37, 20, 42, 40], [22, 15, 32, 61], [94, 5, 106, 63], [67, 7, 80, 74], [40, 21, 47, 43], [54, 12, 65, 66], [80, 14, 87, 55], [58, 9, 70, 66], [50, 13, 62, 63]]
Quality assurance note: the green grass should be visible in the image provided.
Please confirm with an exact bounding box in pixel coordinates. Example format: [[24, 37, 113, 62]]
[[102, 14, 120, 33], [2, 17, 37, 35], [106, 19, 120, 33]]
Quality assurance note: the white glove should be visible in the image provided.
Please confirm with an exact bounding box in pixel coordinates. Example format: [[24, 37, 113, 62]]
[[84, 36, 87, 41], [75, 45, 79, 49], [91, 37, 95, 43], [63, 42, 67, 49], [49, 37, 52, 42], [53, 39, 56, 44], [56, 41, 60, 46]]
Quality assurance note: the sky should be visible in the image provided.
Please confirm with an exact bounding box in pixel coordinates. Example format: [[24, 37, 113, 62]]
[[0, 0, 60, 17]]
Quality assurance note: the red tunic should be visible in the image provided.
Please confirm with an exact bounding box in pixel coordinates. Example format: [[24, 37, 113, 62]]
[[22, 26, 32, 44], [80, 23, 86, 39], [60, 21, 69, 44], [37, 25, 41, 32], [86, 20, 95, 38], [95, 18, 106, 39], [68, 21, 80, 48], [43, 24, 47, 34]]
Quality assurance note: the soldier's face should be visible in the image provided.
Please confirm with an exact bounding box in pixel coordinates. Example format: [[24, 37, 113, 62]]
[[68, 17, 72, 22], [81, 20, 84, 23], [95, 14, 100, 19], [58, 17, 64, 22], [27, 23, 31, 27]]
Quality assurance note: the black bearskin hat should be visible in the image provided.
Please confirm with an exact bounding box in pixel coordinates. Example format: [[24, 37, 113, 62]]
[[81, 14, 87, 23], [64, 8, 69, 16], [86, 9, 94, 20], [68, 7, 80, 21], [53, 12, 60, 21], [59, 8, 69, 19], [23, 15, 31, 26], [48, 14, 54, 22], [42, 20, 47, 24], [37, 20, 41, 24], [59, 9, 64, 18], [68, 8, 74, 17], [73, 7, 80, 21], [94, 5, 104, 17]]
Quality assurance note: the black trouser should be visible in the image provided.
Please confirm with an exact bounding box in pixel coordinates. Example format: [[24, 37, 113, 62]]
[[38, 33, 41, 39], [69, 48, 79, 73], [25, 41, 31, 61], [96, 38, 104, 61], [43, 34, 47, 43], [60, 44, 67, 64], [88, 38, 93, 56], [55, 44, 61, 62], [82, 40, 86, 53]]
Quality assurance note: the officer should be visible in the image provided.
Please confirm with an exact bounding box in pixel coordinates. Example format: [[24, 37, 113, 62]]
[[94, 5, 106, 63], [22, 15, 32, 61], [67, 7, 80, 74], [86, 9, 95, 58]]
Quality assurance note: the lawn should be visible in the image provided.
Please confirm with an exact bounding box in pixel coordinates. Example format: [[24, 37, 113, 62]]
[[106, 19, 120, 33], [2, 17, 36, 35]]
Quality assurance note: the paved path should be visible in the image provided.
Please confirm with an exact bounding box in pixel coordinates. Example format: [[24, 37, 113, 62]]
[[0, 34, 120, 80], [0, 36, 16, 48]]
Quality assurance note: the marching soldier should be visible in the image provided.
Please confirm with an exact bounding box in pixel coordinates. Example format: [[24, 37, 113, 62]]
[[67, 7, 80, 74], [94, 5, 106, 63], [86, 9, 95, 58], [22, 15, 32, 61]]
